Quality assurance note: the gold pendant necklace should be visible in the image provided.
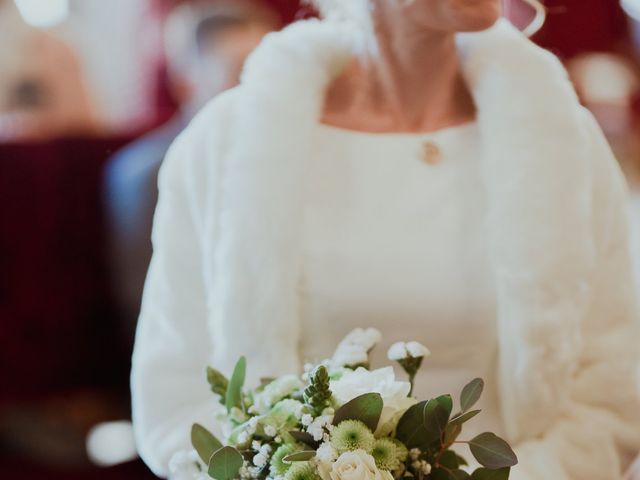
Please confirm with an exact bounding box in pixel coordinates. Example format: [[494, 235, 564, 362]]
[[421, 140, 442, 165]]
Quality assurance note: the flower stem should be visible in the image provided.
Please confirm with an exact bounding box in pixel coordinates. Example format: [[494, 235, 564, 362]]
[[408, 372, 416, 396]]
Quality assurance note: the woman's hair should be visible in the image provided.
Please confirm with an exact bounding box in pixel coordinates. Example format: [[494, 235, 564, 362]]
[[307, 0, 545, 37]]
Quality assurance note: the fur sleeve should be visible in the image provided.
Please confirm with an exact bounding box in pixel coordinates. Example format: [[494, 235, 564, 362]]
[[510, 110, 640, 479], [130, 92, 235, 477]]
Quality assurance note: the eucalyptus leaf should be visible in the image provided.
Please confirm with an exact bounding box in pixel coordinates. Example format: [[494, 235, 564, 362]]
[[436, 394, 453, 416], [460, 379, 484, 413], [225, 356, 247, 412], [425, 395, 453, 440], [288, 430, 320, 448], [443, 423, 462, 445], [450, 409, 481, 427], [191, 423, 223, 465], [471, 467, 511, 480], [451, 470, 472, 480], [428, 468, 451, 480], [438, 450, 460, 469], [396, 397, 451, 449], [332, 392, 383, 432], [282, 451, 317, 463], [468, 433, 518, 470], [208, 446, 244, 480]]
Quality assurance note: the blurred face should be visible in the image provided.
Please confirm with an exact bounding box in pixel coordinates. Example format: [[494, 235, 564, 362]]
[[380, 0, 501, 33], [190, 23, 272, 110]]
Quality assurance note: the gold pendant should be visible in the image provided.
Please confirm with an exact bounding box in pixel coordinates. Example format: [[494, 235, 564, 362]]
[[421, 140, 441, 165]]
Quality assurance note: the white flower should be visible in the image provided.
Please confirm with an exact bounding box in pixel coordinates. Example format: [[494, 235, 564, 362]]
[[237, 431, 250, 444], [253, 375, 304, 415], [248, 466, 262, 477], [301, 414, 314, 426], [409, 449, 421, 461], [411, 460, 432, 475], [307, 414, 333, 441], [316, 442, 338, 463], [260, 444, 272, 456], [406, 342, 430, 358], [254, 453, 268, 467], [331, 329, 382, 367], [330, 367, 416, 435], [253, 440, 263, 451], [264, 425, 277, 437], [332, 344, 369, 368], [338, 328, 382, 352], [387, 342, 430, 361], [328, 450, 394, 480], [168, 450, 204, 480]]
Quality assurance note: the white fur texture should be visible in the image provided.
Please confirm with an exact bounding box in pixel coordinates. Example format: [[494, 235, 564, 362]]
[[132, 17, 640, 479]]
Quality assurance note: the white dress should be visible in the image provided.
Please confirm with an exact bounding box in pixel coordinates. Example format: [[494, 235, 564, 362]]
[[300, 123, 504, 437]]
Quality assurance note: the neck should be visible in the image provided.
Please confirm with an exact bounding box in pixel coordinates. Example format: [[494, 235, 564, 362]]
[[323, 9, 476, 133]]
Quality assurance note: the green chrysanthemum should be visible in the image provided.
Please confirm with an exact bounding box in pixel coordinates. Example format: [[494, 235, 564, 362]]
[[330, 420, 375, 454], [392, 439, 409, 463], [270, 444, 296, 477], [372, 438, 401, 471], [284, 462, 322, 480]]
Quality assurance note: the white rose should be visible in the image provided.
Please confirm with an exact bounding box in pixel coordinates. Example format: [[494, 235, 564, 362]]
[[330, 367, 416, 435], [329, 450, 394, 480]]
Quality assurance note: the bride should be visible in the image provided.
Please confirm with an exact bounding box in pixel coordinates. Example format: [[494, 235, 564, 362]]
[[131, 0, 640, 478]]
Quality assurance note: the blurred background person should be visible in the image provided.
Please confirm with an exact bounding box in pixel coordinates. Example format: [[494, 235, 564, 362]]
[[103, 0, 280, 350], [0, 0, 100, 141]]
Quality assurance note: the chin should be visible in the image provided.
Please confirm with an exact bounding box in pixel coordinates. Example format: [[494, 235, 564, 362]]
[[455, 10, 501, 32], [444, 0, 502, 32]]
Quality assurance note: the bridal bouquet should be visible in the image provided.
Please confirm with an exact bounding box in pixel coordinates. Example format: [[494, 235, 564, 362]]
[[171, 329, 517, 480]]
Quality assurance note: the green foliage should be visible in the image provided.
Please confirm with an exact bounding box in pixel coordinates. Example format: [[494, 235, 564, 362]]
[[451, 471, 472, 479], [468, 433, 518, 470], [396, 395, 452, 450], [430, 469, 471, 480], [282, 451, 317, 462], [443, 422, 462, 445], [438, 450, 461, 469], [471, 468, 511, 480], [332, 393, 383, 433], [288, 430, 319, 449], [450, 410, 481, 427], [207, 367, 229, 404], [460, 379, 484, 413], [304, 365, 332, 414], [191, 423, 223, 465], [207, 446, 243, 480], [225, 357, 247, 412]]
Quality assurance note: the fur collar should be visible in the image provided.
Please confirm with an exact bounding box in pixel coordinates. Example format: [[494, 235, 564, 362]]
[[208, 18, 595, 442]]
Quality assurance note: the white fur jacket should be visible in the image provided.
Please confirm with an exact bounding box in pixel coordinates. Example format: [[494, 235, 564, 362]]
[[131, 18, 640, 479]]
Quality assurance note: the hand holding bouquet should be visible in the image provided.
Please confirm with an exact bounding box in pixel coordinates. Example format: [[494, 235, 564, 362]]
[[171, 329, 517, 480]]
